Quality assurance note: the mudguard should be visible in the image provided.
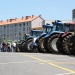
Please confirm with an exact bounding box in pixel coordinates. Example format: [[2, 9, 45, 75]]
[[62, 32, 72, 37], [45, 31, 64, 39], [25, 36, 34, 41], [36, 33, 46, 42]]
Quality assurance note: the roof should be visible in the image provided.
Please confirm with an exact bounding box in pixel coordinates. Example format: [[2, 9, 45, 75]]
[[0, 15, 44, 26], [69, 22, 75, 25]]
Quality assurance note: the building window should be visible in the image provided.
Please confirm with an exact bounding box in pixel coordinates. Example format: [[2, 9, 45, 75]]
[[4, 34, 6, 37], [7, 25, 9, 27], [29, 27, 31, 30], [7, 35, 9, 37], [27, 22, 28, 26], [19, 37, 21, 40], [4, 26, 6, 29], [19, 23, 21, 27], [15, 24, 16, 26], [19, 32, 21, 36], [23, 28, 25, 31], [4, 38, 5, 40], [23, 23, 25, 26]]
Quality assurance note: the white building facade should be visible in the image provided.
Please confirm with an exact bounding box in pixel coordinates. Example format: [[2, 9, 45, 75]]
[[0, 15, 44, 41]]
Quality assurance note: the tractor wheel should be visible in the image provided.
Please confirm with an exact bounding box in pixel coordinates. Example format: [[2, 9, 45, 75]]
[[62, 35, 75, 55], [62, 35, 72, 55], [38, 36, 47, 53], [47, 34, 60, 53], [24, 39, 33, 52], [56, 38, 65, 54], [69, 36, 75, 55], [21, 42, 28, 52], [16, 44, 20, 52]]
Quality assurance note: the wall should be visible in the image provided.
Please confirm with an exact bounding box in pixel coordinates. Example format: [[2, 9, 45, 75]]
[[31, 17, 44, 28]]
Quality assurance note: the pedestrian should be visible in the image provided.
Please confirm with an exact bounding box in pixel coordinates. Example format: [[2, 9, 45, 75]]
[[11, 42, 16, 52], [7, 42, 11, 52], [1, 41, 7, 52]]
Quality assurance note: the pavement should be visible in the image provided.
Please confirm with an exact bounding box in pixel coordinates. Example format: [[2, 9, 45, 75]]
[[0, 52, 75, 75]]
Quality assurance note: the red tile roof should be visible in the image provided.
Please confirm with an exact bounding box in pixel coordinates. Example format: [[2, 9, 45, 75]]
[[0, 15, 43, 25]]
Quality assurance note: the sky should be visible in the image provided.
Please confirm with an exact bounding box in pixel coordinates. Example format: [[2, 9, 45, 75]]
[[0, 0, 75, 20]]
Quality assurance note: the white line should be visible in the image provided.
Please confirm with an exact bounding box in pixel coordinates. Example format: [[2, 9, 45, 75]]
[[0, 61, 40, 65], [0, 56, 17, 57], [56, 72, 72, 75]]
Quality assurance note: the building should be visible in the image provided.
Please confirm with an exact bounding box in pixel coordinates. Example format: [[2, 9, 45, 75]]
[[0, 15, 44, 41], [72, 9, 75, 22]]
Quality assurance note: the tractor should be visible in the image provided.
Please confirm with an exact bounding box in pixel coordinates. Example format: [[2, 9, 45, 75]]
[[37, 20, 65, 53], [57, 22, 75, 55], [21, 24, 53, 53], [20, 30, 43, 52], [35, 24, 53, 53]]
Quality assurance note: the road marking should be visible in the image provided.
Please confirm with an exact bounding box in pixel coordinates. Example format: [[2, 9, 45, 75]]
[[0, 61, 39, 65], [48, 62, 75, 64], [20, 53, 75, 74], [56, 72, 72, 75], [0, 56, 16, 57]]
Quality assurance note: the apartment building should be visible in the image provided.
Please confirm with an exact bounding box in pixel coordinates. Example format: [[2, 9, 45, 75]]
[[0, 15, 44, 41]]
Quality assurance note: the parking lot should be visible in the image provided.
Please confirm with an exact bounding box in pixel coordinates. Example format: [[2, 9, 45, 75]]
[[0, 52, 75, 75]]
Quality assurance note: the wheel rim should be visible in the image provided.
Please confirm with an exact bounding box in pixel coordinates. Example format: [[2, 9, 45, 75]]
[[40, 40, 44, 49], [28, 42, 33, 50], [51, 38, 58, 51]]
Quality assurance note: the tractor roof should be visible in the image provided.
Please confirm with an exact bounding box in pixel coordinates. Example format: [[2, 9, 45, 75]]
[[43, 24, 53, 28], [31, 30, 43, 32], [64, 22, 75, 26]]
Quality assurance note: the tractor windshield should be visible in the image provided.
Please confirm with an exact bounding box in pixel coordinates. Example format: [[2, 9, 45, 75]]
[[64, 25, 70, 32], [30, 31, 43, 37], [52, 24, 64, 32], [69, 24, 75, 32], [43, 25, 53, 33]]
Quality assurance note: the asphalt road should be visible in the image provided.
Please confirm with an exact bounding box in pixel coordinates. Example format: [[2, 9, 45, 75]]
[[0, 52, 75, 75]]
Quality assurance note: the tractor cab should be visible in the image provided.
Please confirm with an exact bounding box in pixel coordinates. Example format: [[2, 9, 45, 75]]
[[51, 20, 74, 35], [42, 23, 53, 33], [30, 30, 43, 37]]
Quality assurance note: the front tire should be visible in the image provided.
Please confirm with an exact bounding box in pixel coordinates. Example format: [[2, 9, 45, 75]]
[[38, 36, 47, 53], [24, 39, 33, 52], [47, 34, 60, 53]]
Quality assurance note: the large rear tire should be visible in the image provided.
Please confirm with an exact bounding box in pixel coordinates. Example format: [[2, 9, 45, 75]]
[[24, 39, 33, 52], [38, 36, 47, 53], [21, 42, 28, 52], [56, 38, 65, 54], [62, 35, 75, 55], [47, 34, 60, 53]]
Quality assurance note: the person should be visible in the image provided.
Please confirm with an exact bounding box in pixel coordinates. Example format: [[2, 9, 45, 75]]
[[7, 42, 11, 52], [1, 41, 7, 52], [11, 42, 16, 52]]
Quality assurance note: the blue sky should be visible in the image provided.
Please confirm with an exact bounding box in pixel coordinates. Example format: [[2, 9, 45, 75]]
[[0, 0, 75, 20]]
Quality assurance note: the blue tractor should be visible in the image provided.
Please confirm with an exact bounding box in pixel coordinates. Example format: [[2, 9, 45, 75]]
[[35, 24, 53, 53], [22, 24, 53, 53], [37, 20, 73, 54], [16, 30, 43, 52], [21, 29, 43, 52], [36, 20, 64, 53]]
